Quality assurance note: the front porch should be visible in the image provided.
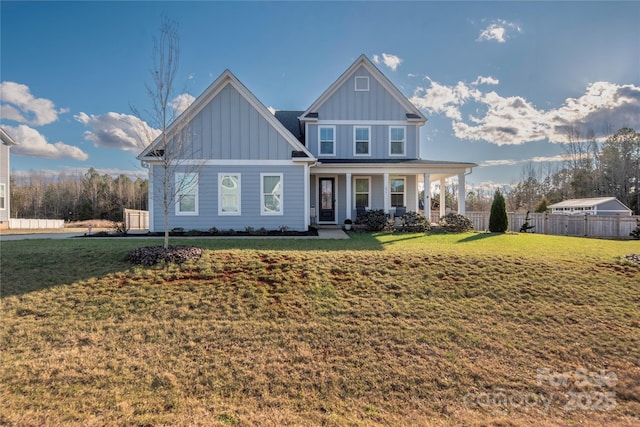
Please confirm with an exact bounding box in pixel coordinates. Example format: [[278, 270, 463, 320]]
[[308, 160, 475, 226]]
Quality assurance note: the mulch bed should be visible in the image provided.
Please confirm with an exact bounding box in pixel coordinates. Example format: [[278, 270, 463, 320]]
[[128, 246, 204, 266]]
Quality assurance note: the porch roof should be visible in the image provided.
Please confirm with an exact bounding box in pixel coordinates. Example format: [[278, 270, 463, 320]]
[[312, 158, 477, 180]]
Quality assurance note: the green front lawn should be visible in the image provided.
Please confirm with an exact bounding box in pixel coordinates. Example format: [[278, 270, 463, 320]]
[[1, 233, 639, 426]]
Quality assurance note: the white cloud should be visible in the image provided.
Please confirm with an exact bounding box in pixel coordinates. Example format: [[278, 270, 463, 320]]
[[4, 124, 88, 160], [75, 112, 160, 153], [373, 53, 402, 71], [411, 78, 640, 146], [477, 19, 522, 43], [169, 93, 196, 116], [479, 154, 575, 168], [472, 76, 499, 86], [0, 81, 66, 126]]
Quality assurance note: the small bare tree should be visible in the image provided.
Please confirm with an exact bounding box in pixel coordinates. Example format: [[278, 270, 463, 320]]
[[136, 16, 201, 248]]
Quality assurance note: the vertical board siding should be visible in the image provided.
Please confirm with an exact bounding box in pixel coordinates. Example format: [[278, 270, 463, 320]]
[[317, 67, 407, 121], [151, 164, 307, 231], [0, 145, 9, 222], [170, 84, 294, 161]]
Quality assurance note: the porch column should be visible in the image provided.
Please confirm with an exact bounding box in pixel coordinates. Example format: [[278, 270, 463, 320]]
[[440, 177, 446, 217], [457, 172, 466, 215], [345, 173, 352, 220], [423, 173, 430, 222], [383, 173, 390, 213]]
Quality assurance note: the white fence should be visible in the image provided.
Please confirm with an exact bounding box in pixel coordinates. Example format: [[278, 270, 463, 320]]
[[449, 212, 638, 239], [9, 218, 64, 229], [124, 209, 149, 230]]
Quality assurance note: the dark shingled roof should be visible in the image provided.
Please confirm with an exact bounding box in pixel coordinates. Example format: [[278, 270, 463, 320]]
[[274, 110, 305, 144], [406, 113, 422, 119]]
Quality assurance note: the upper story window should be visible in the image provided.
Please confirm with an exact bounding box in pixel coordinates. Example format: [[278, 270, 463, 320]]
[[318, 126, 335, 156], [354, 126, 370, 156], [389, 126, 406, 156], [219, 173, 241, 215], [355, 76, 369, 92], [175, 172, 198, 215]]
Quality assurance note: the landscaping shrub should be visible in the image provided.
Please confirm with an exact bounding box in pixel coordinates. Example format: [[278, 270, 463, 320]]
[[397, 211, 430, 232], [439, 213, 473, 232], [489, 189, 508, 232], [630, 219, 640, 240], [356, 209, 392, 232], [128, 246, 204, 266]]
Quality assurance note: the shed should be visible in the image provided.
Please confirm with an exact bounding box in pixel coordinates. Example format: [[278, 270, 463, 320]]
[[548, 197, 632, 216]]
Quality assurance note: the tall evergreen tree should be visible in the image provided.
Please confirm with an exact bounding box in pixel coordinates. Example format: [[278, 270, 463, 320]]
[[489, 189, 508, 233]]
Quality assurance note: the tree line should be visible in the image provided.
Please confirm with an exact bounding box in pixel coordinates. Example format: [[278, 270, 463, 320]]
[[464, 127, 640, 214], [10, 167, 148, 221]]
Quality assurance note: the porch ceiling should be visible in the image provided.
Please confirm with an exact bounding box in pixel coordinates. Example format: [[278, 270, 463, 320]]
[[311, 159, 476, 178]]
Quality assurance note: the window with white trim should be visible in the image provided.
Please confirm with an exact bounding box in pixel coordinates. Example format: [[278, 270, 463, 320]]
[[176, 173, 198, 215], [389, 126, 406, 156], [319, 126, 335, 156], [0, 184, 5, 210], [219, 173, 241, 215], [390, 177, 405, 207], [354, 126, 370, 156], [354, 177, 370, 209], [261, 173, 283, 215], [355, 76, 369, 91]]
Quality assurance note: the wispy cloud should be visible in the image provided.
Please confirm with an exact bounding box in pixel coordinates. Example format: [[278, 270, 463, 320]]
[[411, 79, 640, 145], [477, 19, 522, 43], [169, 93, 195, 116], [4, 124, 88, 160], [0, 81, 67, 126], [479, 153, 592, 168], [472, 76, 499, 86], [75, 112, 160, 153], [373, 53, 402, 71]]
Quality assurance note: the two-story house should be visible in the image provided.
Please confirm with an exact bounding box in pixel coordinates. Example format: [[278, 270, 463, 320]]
[[0, 127, 17, 229], [139, 55, 476, 232]]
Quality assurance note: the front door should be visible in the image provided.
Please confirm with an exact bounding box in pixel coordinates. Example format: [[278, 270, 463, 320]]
[[319, 178, 335, 222]]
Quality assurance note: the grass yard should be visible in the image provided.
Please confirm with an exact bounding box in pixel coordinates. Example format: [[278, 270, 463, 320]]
[[1, 232, 639, 426]]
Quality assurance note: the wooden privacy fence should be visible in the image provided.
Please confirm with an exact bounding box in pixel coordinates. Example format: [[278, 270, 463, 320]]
[[123, 209, 149, 230], [454, 211, 638, 239]]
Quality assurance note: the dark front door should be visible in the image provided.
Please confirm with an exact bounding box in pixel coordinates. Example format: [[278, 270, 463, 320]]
[[319, 178, 335, 222]]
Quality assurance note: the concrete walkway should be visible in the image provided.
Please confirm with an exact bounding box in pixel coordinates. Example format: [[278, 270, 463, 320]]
[[316, 228, 350, 239]]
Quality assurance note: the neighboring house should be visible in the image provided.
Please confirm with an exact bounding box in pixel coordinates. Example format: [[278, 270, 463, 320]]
[[0, 128, 17, 229], [138, 55, 477, 232], [548, 197, 632, 216]]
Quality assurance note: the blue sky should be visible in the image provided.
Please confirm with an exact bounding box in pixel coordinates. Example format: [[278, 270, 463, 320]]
[[1, 1, 639, 190]]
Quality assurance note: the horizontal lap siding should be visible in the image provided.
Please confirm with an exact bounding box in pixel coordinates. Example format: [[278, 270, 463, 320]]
[[151, 164, 306, 231]]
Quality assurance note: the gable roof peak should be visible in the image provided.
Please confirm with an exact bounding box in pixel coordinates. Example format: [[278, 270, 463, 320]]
[[301, 54, 426, 122]]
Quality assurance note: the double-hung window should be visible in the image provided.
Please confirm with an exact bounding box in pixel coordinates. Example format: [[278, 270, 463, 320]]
[[176, 172, 198, 215], [319, 126, 335, 156], [390, 177, 405, 207], [389, 126, 406, 156], [219, 173, 241, 215], [354, 126, 370, 156], [354, 177, 370, 209], [261, 173, 283, 215]]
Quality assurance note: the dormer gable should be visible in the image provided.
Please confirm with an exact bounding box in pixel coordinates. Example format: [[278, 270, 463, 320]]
[[300, 54, 426, 123]]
